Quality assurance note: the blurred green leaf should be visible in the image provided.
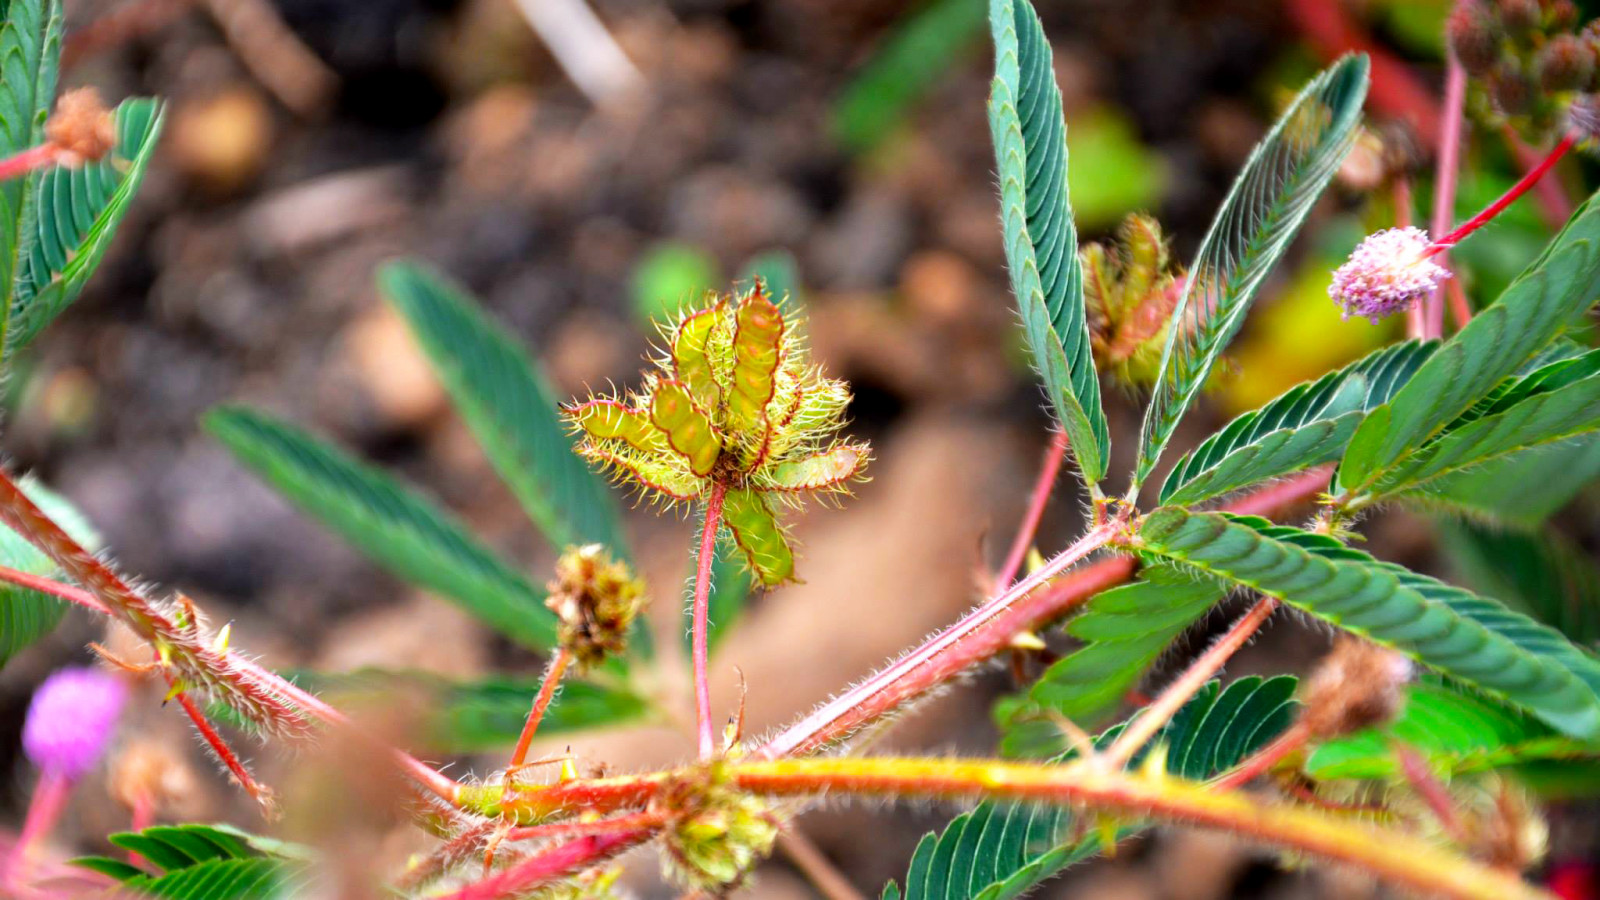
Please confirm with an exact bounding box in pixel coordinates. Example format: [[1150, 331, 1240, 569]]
[[633, 241, 719, 325], [1063, 107, 1169, 231], [380, 261, 627, 555], [205, 406, 558, 652], [832, 0, 985, 153], [741, 249, 803, 306], [74, 823, 312, 899], [1439, 520, 1600, 647]]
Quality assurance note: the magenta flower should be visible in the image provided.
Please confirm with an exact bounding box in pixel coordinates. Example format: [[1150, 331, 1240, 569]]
[[1328, 227, 1450, 323], [22, 667, 126, 779]]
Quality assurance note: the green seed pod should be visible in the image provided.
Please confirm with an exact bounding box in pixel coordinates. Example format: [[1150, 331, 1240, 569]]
[[651, 380, 723, 477], [723, 488, 794, 586], [728, 286, 785, 432], [661, 766, 781, 892]]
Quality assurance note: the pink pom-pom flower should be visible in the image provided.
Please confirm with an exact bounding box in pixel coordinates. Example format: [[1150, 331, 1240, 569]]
[[1329, 227, 1451, 323], [22, 667, 126, 779]]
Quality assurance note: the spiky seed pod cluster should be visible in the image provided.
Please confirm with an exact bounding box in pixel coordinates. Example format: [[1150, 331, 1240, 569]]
[[658, 764, 780, 892], [544, 544, 645, 670], [1081, 214, 1187, 389], [1299, 636, 1413, 740], [564, 282, 869, 586], [1448, 0, 1600, 142]]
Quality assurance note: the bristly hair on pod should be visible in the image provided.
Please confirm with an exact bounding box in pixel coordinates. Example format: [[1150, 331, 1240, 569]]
[[563, 281, 869, 587]]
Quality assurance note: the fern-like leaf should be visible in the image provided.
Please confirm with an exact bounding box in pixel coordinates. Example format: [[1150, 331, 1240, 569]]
[[987, 0, 1109, 485], [74, 824, 311, 899], [1160, 339, 1435, 505], [1412, 439, 1600, 526], [1134, 55, 1368, 488], [378, 262, 626, 555], [0, 0, 58, 324], [1439, 521, 1600, 648], [1139, 508, 1600, 740], [205, 406, 558, 652], [3, 97, 165, 361], [996, 564, 1223, 757], [890, 677, 1297, 900], [1337, 189, 1600, 499]]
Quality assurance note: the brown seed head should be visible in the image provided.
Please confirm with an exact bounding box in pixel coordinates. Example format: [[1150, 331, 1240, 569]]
[[1300, 637, 1412, 740], [1448, 1, 1502, 74], [45, 88, 117, 166], [544, 544, 645, 670]]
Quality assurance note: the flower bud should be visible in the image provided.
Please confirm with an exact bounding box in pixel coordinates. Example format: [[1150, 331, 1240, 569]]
[[1491, 61, 1535, 115], [1549, 0, 1579, 30], [1537, 34, 1594, 91], [1498, 0, 1542, 38], [1448, 1, 1501, 74], [661, 766, 780, 891], [1300, 637, 1412, 740], [545, 544, 645, 670], [44, 88, 117, 166], [23, 667, 126, 779], [1328, 227, 1450, 323]]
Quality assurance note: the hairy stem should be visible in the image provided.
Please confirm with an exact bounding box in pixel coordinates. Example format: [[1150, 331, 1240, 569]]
[[504, 809, 667, 843], [759, 522, 1118, 758], [173, 687, 273, 814], [1100, 595, 1280, 770], [509, 649, 572, 772], [995, 431, 1068, 592], [1210, 721, 1309, 790], [694, 483, 728, 760], [437, 832, 648, 900], [1504, 124, 1575, 227], [0, 144, 59, 183], [1424, 57, 1466, 339], [5, 769, 70, 892], [727, 758, 1554, 900]]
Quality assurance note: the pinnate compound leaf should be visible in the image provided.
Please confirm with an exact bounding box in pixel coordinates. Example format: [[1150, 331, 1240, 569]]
[[1410, 438, 1600, 526], [0, 0, 59, 327], [1134, 55, 1368, 487], [1139, 508, 1600, 740], [997, 564, 1223, 757], [1308, 680, 1600, 782], [74, 823, 311, 898], [891, 677, 1297, 900], [987, 0, 1109, 485], [205, 406, 557, 651], [1439, 520, 1600, 648], [1160, 339, 1436, 506], [3, 98, 165, 362], [1338, 189, 1600, 499], [378, 262, 626, 553]]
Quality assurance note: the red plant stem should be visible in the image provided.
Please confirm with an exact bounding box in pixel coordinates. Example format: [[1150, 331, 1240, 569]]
[[503, 809, 666, 843], [995, 431, 1068, 592], [1210, 722, 1310, 791], [172, 688, 273, 811], [1424, 58, 1467, 339], [759, 466, 1335, 760], [0, 564, 462, 806], [1423, 134, 1576, 260], [1504, 125, 1575, 228], [759, 522, 1118, 759], [509, 649, 572, 771], [1394, 740, 1468, 843], [694, 482, 728, 760], [1285, 0, 1440, 144], [0, 144, 59, 183], [1101, 595, 1280, 770], [778, 827, 868, 900], [437, 832, 648, 900], [6, 769, 71, 891]]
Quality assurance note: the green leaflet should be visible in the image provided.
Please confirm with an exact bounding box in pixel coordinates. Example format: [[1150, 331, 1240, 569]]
[[1412, 438, 1600, 526], [0, 477, 98, 666], [3, 97, 165, 362], [890, 677, 1297, 900], [1440, 521, 1600, 648], [1160, 340, 1436, 506], [1308, 680, 1600, 782], [204, 406, 558, 652], [832, 0, 985, 153], [74, 823, 311, 900], [997, 564, 1223, 758], [987, 0, 1109, 485], [279, 669, 651, 755], [1365, 363, 1600, 503], [0, 0, 59, 326], [1139, 508, 1600, 740], [1134, 55, 1368, 488], [1338, 189, 1600, 499], [378, 262, 626, 554]]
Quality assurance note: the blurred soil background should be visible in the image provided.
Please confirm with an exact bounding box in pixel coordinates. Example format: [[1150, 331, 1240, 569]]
[[1, 0, 1597, 896]]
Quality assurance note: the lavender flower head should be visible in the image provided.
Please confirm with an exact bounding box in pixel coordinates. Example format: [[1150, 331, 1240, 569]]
[[23, 667, 126, 779], [1329, 227, 1450, 322]]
